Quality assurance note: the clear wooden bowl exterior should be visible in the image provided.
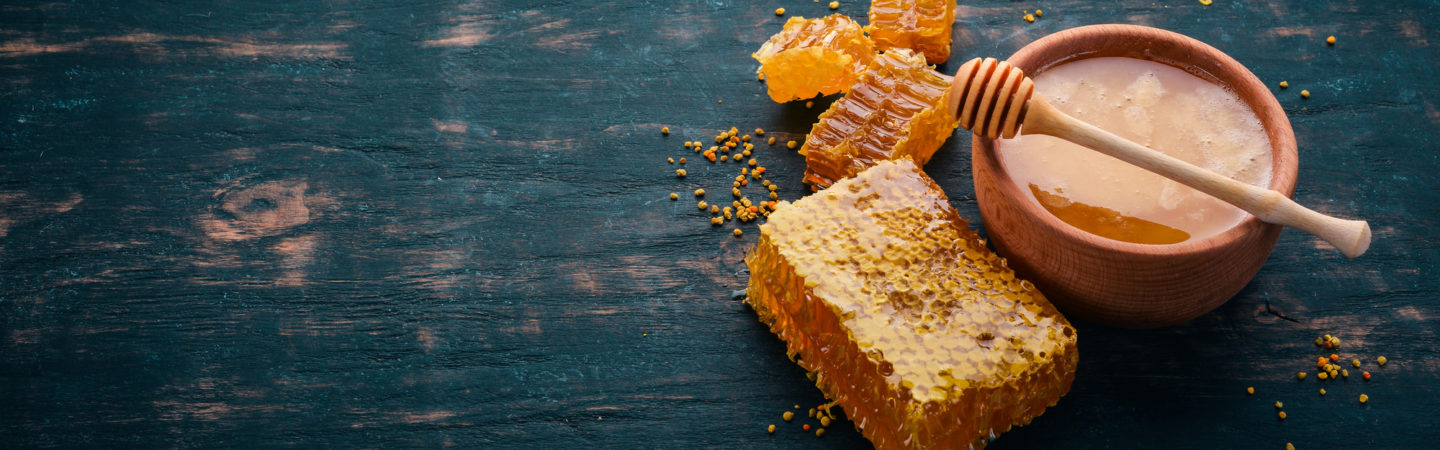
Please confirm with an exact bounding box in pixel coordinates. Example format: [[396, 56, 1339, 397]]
[[972, 24, 1299, 328]]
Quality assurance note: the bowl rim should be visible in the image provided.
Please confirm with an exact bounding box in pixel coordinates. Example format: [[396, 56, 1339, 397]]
[[974, 24, 1300, 258]]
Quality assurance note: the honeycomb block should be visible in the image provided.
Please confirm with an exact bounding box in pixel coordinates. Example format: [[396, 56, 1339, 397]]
[[744, 159, 1078, 450], [753, 14, 876, 103], [866, 0, 956, 64], [801, 49, 958, 190]]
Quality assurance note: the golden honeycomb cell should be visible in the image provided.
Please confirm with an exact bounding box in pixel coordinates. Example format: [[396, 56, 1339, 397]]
[[801, 49, 958, 189], [866, 0, 956, 64], [753, 14, 876, 103], [744, 160, 1078, 450]]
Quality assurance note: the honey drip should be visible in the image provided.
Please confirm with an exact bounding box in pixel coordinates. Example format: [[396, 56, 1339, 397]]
[[801, 49, 958, 190], [1029, 184, 1191, 245], [745, 160, 1078, 450], [866, 0, 956, 64], [753, 14, 876, 103]]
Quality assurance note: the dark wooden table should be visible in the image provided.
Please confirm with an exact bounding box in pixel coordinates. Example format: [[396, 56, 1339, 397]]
[[3, 1, 1437, 448]]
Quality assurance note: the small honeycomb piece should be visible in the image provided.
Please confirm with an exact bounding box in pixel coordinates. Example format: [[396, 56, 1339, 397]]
[[866, 0, 956, 64], [801, 49, 958, 189], [744, 160, 1078, 450], [753, 14, 876, 103]]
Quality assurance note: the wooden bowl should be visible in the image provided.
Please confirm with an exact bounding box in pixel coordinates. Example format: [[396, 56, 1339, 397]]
[[972, 24, 1298, 328]]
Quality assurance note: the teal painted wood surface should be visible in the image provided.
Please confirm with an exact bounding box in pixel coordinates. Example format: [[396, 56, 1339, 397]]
[[1, 1, 1437, 448]]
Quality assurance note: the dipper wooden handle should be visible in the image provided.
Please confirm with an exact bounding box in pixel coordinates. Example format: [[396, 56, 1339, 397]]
[[945, 57, 1372, 258]]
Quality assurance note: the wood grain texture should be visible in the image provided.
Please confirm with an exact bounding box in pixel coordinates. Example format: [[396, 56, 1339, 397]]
[[1, 1, 1437, 448]]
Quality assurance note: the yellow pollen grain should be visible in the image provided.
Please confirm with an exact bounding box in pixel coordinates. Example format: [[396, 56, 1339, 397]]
[[661, 126, 669, 135], [829, 1, 839, 10], [775, 7, 785, 16]]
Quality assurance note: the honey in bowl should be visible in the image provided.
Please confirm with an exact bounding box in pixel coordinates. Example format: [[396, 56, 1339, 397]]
[[996, 57, 1273, 244]]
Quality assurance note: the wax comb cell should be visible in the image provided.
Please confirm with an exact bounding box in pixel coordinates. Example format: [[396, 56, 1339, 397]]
[[744, 159, 1078, 450], [801, 49, 958, 189], [753, 14, 876, 103], [867, 0, 956, 64]]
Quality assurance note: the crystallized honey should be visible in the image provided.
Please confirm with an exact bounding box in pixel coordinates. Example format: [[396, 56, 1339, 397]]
[[997, 57, 1273, 244], [866, 0, 956, 64], [801, 49, 958, 189], [745, 160, 1078, 449], [753, 14, 876, 103]]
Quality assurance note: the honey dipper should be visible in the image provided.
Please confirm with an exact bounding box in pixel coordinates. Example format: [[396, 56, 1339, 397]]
[[944, 58, 1372, 258]]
